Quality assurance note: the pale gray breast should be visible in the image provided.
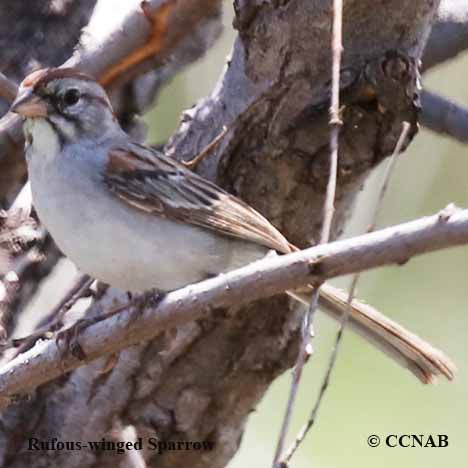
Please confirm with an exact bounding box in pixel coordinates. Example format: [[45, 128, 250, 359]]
[[27, 130, 268, 291]]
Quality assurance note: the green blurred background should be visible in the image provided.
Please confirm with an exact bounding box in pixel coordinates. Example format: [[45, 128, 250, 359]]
[[146, 4, 468, 467], [28, 3, 468, 467]]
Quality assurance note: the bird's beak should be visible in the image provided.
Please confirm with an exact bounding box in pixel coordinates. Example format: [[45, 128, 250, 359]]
[[10, 88, 48, 118]]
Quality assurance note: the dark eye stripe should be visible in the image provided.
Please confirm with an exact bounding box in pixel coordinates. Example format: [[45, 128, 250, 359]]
[[47, 107, 83, 144], [46, 118, 68, 148]]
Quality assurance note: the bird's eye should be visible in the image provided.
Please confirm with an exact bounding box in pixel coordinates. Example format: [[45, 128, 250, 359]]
[[62, 88, 81, 107]]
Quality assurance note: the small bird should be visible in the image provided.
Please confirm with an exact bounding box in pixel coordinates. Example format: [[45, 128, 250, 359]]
[[10, 67, 455, 383]]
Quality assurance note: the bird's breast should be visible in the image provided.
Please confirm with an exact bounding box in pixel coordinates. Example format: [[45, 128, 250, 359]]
[[27, 149, 267, 292]]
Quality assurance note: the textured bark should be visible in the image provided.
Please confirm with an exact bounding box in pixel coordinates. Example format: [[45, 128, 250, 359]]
[[0, 1, 448, 468]]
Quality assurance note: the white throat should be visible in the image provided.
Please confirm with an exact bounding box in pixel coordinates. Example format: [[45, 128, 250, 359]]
[[24, 118, 61, 161]]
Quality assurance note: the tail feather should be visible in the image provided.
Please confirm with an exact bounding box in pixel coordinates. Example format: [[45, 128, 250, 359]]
[[288, 283, 456, 384]]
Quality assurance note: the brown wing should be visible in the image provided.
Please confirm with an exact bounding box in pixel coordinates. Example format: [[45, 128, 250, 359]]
[[104, 144, 292, 254]]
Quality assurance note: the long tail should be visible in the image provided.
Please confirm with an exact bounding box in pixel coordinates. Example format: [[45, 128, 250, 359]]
[[287, 283, 456, 384]]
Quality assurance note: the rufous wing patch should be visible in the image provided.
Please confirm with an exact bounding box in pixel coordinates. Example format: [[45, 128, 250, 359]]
[[107, 149, 154, 172], [105, 146, 292, 253]]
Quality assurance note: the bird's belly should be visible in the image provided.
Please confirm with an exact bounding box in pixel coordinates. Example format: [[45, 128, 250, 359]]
[[29, 160, 266, 292]]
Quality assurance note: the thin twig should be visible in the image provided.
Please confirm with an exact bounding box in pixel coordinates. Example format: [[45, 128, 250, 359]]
[[182, 126, 228, 169], [36, 274, 93, 330], [8, 285, 154, 356], [180, 79, 284, 170], [320, 4, 343, 244], [272, 2, 343, 465], [4, 274, 94, 360], [282, 121, 411, 463], [372, 122, 411, 219]]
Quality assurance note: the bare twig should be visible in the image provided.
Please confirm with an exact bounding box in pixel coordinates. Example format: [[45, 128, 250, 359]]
[[37, 275, 93, 329], [0, 205, 467, 406], [273, 1, 343, 464], [320, 0, 343, 244], [372, 123, 411, 215], [179, 77, 287, 171], [182, 125, 228, 169], [282, 122, 412, 463], [5, 274, 93, 360], [421, 89, 468, 143]]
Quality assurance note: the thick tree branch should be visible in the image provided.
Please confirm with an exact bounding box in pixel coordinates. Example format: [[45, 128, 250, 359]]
[[421, 89, 468, 142], [87, 0, 221, 88], [423, 0, 468, 70], [0, 205, 466, 406], [417, 1, 468, 143]]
